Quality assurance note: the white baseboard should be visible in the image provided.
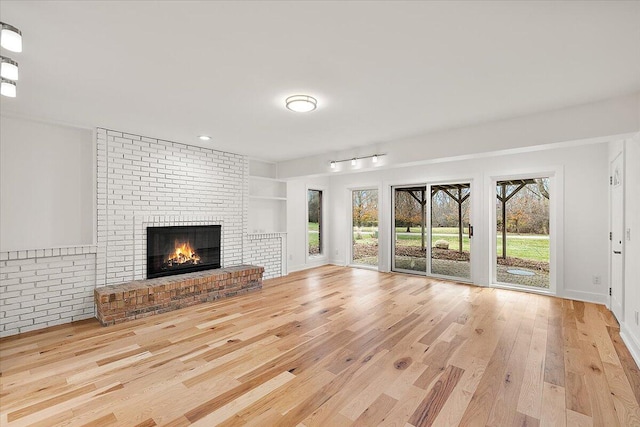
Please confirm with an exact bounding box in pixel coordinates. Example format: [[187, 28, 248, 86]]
[[560, 289, 609, 305], [287, 259, 331, 273], [620, 323, 640, 368]]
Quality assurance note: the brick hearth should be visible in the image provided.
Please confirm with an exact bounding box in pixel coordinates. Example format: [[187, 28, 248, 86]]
[[95, 265, 263, 326]]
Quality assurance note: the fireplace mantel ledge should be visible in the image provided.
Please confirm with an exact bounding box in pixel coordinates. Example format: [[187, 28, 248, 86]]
[[0, 245, 98, 261], [247, 232, 287, 240]]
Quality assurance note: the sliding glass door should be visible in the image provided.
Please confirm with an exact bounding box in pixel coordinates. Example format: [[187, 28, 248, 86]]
[[430, 184, 471, 280], [393, 186, 428, 274], [392, 183, 472, 280]]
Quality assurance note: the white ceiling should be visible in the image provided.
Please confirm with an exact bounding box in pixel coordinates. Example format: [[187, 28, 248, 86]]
[[1, 1, 639, 162]]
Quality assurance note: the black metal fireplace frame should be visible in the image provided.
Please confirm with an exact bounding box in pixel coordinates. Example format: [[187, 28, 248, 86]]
[[146, 225, 221, 279]]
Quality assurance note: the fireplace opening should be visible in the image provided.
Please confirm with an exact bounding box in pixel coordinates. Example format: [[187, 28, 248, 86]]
[[147, 225, 221, 279]]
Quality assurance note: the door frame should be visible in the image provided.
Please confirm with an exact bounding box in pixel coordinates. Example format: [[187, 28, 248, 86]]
[[609, 147, 625, 320], [487, 167, 562, 296]]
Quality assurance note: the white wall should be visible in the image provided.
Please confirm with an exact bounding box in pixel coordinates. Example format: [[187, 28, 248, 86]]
[[324, 142, 610, 304], [278, 92, 640, 179], [621, 134, 640, 364], [0, 115, 94, 250]]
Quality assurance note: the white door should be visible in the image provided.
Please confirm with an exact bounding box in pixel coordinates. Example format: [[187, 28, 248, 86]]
[[610, 152, 624, 322]]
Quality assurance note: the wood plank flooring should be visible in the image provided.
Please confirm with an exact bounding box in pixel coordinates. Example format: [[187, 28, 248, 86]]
[[1, 266, 639, 426]]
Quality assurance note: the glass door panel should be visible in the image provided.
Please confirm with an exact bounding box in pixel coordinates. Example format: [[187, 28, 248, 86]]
[[430, 184, 471, 280], [351, 189, 379, 267], [495, 178, 550, 289], [392, 186, 427, 274]]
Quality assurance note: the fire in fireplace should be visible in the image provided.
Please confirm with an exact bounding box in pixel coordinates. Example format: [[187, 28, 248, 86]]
[[147, 225, 221, 279]]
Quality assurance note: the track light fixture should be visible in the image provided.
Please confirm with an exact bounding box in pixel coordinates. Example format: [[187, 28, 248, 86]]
[[1, 56, 18, 80], [329, 153, 385, 169], [0, 21, 22, 98], [0, 22, 22, 53], [1, 78, 17, 97]]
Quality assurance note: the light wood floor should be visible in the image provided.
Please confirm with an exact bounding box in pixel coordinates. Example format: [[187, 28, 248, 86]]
[[1, 266, 639, 427]]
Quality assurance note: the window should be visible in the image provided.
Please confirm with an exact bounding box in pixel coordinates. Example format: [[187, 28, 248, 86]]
[[495, 177, 550, 289], [308, 189, 323, 256], [351, 189, 378, 267]]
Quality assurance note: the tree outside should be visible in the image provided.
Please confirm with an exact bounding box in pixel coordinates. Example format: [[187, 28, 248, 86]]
[[352, 189, 378, 266], [496, 178, 550, 288]]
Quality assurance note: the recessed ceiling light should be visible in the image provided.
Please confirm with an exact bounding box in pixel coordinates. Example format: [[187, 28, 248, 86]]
[[198, 135, 211, 141], [285, 95, 317, 113]]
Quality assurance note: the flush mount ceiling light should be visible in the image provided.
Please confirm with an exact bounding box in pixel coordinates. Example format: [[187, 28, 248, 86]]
[[1, 78, 17, 97], [0, 56, 18, 81], [285, 95, 317, 113], [198, 135, 211, 141], [0, 22, 22, 53]]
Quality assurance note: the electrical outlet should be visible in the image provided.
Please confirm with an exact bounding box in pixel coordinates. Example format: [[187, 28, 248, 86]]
[[335, 249, 339, 255], [627, 228, 632, 241], [288, 254, 293, 261], [593, 275, 601, 285], [636, 311, 639, 325]]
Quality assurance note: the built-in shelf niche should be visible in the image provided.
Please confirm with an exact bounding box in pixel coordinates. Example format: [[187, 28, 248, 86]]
[[249, 159, 286, 233]]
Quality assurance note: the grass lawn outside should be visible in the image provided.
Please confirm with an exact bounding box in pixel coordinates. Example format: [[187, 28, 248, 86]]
[[313, 222, 549, 263], [308, 222, 320, 254]]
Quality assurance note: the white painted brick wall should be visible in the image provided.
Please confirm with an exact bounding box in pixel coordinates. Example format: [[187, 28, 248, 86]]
[[96, 129, 249, 286], [0, 246, 97, 337], [245, 233, 287, 279], [96, 128, 284, 287]]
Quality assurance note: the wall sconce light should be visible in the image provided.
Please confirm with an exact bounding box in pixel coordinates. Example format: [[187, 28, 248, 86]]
[[329, 153, 385, 169]]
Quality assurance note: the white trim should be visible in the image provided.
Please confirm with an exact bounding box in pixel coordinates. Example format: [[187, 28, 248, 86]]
[[561, 289, 610, 305], [608, 144, 626, 320], [620, 325, 640, 369], [289, 258, 331, 273]]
